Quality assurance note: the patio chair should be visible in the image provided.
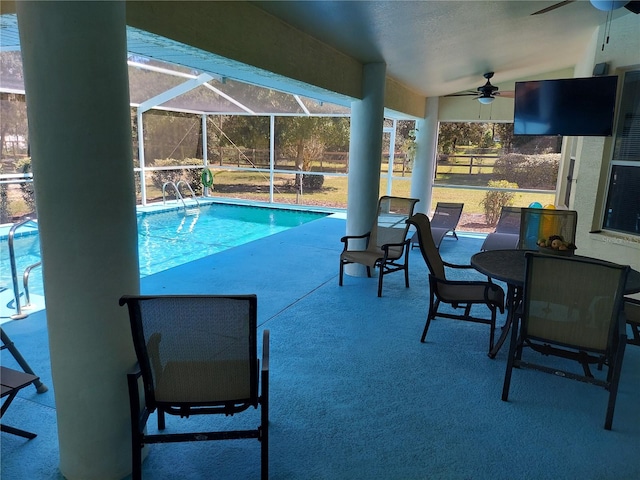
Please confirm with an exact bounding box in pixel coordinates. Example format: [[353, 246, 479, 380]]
[[624, 297, 640, 346], [1, 366, 39, 439], [119, 294, 269, 480], [411, 202, 464, 250], [518, 207, 577, 250], [407, 213, 505, 354], [480, 206, 521, 251], [502, 253, 629, 430], [339, 196, 419, 297]]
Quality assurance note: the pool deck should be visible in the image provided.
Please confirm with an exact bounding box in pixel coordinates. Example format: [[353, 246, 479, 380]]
[[2, 215, 640, 479]]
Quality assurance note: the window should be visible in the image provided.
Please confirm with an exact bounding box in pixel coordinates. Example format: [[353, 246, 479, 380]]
[[603, 70, 640, 235]]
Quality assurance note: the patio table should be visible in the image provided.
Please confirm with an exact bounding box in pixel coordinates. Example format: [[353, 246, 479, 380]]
[[471, 249, 640, 358]]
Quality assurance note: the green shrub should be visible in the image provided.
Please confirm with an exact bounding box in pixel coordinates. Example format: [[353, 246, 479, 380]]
[[16, 157, 36, 214], [493, 153, 559, 189], [302, 174, 324, 191], [150, 158, 203, 196], [480, 180, 517, 225]]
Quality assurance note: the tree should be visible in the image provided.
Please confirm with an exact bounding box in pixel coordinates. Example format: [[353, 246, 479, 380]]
[[494, 123, 514, 151], [0, 51, 29, 162], [438, 122, 485, 154], [276, 116, 349, 171]]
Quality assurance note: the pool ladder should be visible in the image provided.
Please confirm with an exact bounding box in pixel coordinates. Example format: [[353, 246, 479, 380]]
[[7, 218, 42, 319], [162, 181, 200, 216]]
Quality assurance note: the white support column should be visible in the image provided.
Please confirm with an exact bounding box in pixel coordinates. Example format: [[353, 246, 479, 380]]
[[410, 97, 440, 215], [345, 62, 386, 277], [270, 115, 275, 203], [138, 109, 147, 205], [202, 114, 209, 196], [386, 119, 397, 196], [17, 2, 139, 479]]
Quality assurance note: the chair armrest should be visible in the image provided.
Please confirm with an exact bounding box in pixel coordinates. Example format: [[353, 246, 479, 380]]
[[340, 232, 371, 251], [127, 363, 151, 429], [431, 276, 505, 312], [340, 232, 371, 243], [380, 238, 411, 251], [443, 260, 473, 269]]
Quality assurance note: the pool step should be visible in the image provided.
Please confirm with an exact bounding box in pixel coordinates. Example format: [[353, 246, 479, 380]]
[[0, 288, 46, 324]]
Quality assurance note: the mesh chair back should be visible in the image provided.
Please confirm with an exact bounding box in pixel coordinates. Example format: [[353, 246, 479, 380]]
[[519, 208, 577, 249], [523, 254, 628, 351], [125, 295, 258, 406], [371, 196, 419, 258], [407, 213, 446, 279], [431, 202, 464, 230]]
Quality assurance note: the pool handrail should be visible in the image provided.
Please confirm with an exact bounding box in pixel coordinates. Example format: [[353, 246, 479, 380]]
[[7, 217, 41, 320], [162, 181, 200, 215]]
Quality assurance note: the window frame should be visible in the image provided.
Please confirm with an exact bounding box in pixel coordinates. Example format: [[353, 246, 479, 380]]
[[602, 68, 640, 236]]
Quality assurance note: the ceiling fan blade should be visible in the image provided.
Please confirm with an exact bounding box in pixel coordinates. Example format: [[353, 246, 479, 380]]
[[444, 91, 478, 97], [531, 0, 575, 15], [498, 91, 515, 98]]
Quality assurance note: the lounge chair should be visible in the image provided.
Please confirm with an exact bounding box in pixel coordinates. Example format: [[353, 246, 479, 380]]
[[407, 213, 505, 354], [411, 202, 464, 249], [339, 196, 419, 297], [480, 206, 521, 251], [120, 294, 269, 480], [502, 253, 629, 430]]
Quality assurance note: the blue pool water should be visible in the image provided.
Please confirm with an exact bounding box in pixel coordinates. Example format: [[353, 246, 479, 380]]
[[1, 204, 327, 300]]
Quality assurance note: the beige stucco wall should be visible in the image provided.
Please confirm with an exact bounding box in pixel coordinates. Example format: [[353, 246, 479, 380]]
[[568, 12, 640, 276]]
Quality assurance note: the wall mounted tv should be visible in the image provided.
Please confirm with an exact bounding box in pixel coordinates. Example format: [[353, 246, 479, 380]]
[[513, 76, 618, 136]]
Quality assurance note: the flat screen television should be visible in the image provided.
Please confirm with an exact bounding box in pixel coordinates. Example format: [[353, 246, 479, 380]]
[[513, 76, 618, 136]]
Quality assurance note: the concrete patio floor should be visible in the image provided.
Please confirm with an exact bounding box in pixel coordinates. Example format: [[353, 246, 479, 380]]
[[2, 215, 639, 479]]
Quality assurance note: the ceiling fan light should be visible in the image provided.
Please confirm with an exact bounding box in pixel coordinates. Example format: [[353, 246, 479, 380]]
[[589, 0, 630, 11], [477, 96, 495, 105]]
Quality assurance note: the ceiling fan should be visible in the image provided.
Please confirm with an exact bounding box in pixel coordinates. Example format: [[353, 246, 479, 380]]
[[445, 72, 514, 104], [531, 0, 640, 16]]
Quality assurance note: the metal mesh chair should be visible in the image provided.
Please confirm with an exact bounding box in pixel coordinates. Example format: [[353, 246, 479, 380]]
[[502, 253, 629, 430], [340, 196, 419, 297], [480, 206, 521, 251], [120, 294, 269, 480], [407, 213, 505, 354], [518, 208, 577, 250], [624, 297, 640, 346]]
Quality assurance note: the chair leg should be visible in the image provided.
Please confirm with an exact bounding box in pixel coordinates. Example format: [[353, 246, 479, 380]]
[[501, 318, 520, 401], [339, 260, 344, 286], [420, 315, 433, 343], [157, 409, 165, 430], [403, 247, 411, 288], [131, 428, 143, 480], [604, 341, 625, 430], [403, 262, 410, 289], [421, 297, 438, 342], [377, 269, 384, 297], [488, 308, 496, 353], [261, 362, 269, 480]]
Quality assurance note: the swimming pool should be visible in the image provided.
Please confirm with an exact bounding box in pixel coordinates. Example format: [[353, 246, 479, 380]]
[[1, 203, 327, 305]]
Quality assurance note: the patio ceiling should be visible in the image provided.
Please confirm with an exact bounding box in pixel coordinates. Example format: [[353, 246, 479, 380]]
[[0, 16, 350, 117], [1, 2, 637, 117]]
